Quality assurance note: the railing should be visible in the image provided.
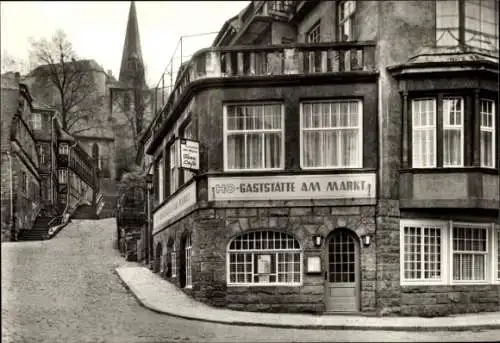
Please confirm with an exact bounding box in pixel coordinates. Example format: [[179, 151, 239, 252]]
[[151, 42, 376, 139]]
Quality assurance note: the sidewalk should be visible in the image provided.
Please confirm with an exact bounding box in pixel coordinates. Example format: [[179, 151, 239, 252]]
[[115, 266, 500, 331]]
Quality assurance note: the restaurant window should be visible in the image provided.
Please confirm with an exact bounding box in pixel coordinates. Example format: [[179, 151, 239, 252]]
[[185, 235, 192, 288], [436, 0, 498, 50], [480, 99, 496, 168], [181, 121, 194, 184], [301, 100, 362, 169], [307, 21, 321, 43], [409, 95, 496, 169], [224, 103, 284, 171], [338, 0, 356, 41], [401, 220, 498, 285], [169, 142, 178, 194], [227, 231, 302, 286]]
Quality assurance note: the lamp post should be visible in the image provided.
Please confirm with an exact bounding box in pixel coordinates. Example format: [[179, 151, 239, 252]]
[[145, 173, 153, 266]]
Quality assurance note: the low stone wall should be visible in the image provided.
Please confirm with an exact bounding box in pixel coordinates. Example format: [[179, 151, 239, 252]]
[[400, 285, 500, 317]]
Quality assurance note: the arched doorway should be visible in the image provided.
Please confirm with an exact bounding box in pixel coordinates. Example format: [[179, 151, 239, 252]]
[[325, 229, 360, 312]]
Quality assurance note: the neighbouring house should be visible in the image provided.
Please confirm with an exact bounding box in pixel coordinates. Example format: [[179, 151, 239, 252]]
[[138, 0, 499, 316], [1, 72, 41, 241]]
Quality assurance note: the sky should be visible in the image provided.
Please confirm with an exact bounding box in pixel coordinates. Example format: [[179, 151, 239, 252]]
[[0, 1, 249, 87]]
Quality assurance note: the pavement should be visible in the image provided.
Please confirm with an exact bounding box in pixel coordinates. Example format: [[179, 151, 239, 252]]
[[115, 266, 500, 332]]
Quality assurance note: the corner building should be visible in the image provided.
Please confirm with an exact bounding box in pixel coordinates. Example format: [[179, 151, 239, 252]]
[[145, 0, 499, 316]]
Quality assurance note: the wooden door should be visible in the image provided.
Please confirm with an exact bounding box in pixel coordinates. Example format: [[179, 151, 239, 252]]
[[325, 230, 360, 312]]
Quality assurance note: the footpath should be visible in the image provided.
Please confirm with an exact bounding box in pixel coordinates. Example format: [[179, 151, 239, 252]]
[[115, 266, 500, 331]]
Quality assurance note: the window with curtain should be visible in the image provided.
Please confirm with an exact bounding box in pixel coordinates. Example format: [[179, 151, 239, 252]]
[[443, 98, 464, 167], [412, 99, 437, 168], [436, 0, 498, 50], [169, 142, 179, 194], [452, 225, 488, 281], [185, 235, 192, 288], [225, 103, 283, 171], [480, 99, 495, 168], [171, 251, 177, 277], [157, 155, 164, 203], [400, 220, 498, 285], [227, 231, 302, 285], [301, 100, 362, 168], [182, 122, 195, 183], [58, 169, 67, 184], [338, 0, 356, 41], [32, 113, 42, 130], [402, 224, 442, 282]]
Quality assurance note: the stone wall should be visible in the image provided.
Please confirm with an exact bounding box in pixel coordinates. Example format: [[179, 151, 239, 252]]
[[153, 204, 377, 313]]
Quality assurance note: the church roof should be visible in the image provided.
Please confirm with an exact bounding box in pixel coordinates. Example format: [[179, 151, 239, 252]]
[[119, 1, 145, 84]]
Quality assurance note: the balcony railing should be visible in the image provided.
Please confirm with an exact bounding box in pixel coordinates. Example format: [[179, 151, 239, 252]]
[[151, 41, 376, 143]]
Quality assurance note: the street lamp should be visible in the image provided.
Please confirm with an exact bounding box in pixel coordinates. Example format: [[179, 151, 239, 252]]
[[145, 173, 153, 266]]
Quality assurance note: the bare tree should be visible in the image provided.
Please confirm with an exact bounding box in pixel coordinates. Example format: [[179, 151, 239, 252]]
[[28, 29, 105, 135], [1, 51, 30, 74]]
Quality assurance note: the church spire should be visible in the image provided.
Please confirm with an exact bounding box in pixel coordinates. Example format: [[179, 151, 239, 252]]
[[119, 1, 145, 86]]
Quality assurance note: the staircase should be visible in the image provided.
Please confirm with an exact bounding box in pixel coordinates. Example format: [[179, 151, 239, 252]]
[[18, 216, 53, 241]]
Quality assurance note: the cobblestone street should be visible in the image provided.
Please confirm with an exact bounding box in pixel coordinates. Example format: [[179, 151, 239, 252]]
[[2, 218, 499, 343]]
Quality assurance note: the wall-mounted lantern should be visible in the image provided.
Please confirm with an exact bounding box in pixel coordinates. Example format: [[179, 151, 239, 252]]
[[361, 234, 372, 247], [312, 234, 323, 248]]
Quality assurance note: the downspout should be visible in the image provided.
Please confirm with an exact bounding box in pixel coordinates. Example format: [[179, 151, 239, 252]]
[[7, 152, 14, 240]]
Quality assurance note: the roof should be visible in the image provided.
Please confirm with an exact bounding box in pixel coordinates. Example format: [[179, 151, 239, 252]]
[[119, 1, 145, 86], [29, 59, 105, 77]]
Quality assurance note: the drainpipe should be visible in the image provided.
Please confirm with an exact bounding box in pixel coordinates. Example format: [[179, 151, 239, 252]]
[[6, 151, 15, 240]]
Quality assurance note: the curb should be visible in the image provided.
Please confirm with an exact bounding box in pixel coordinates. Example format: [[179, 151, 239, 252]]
[[113, 269, 500, 332]]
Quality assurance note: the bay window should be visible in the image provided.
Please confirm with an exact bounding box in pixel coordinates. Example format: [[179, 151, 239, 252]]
[[227, 231, 302, 286], [301, 100, 362, 169], [436, 0, 498, 50], [400, 220, 498, 285], [410, 95, 496, 169], [224, 103, 284, 171]]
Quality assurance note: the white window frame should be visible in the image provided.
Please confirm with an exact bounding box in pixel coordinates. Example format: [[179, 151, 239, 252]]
[[480, 99, 496, 168], [169, 141, 179, 194], [300, 99, 363, 169], [185, 235, 192, 288], [412, 98, 437, 168], [58, 169, 67, 184], [171, 251, 177, 277], [227, 231, 303, 287], [59, 143, 69, 155], [442, 97, 464, 167], [158, 155, 164, 203], [400, 220, 498, 286], [307, 21, 321, 43], [32, 113, 42, 130], [400, 219, 447, 286], [338, 0, 356, 42], [450, 222, 490, 284], [223, 103, 285, 172]]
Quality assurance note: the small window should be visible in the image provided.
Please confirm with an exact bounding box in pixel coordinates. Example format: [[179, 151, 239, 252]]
[[227, 231, 302, 286], [338, 0, 356, 41], [58, 169, 67, 184], [480, 99, 496, 168], [59, 143, 69, 155], [171, 251, 177, 277], [185, 235, 192, 288], [307, 21, 321, 43], [32, 113, 42, 130]]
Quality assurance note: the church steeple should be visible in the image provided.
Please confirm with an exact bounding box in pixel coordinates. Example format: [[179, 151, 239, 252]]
[[119, 1, 145, 87]]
